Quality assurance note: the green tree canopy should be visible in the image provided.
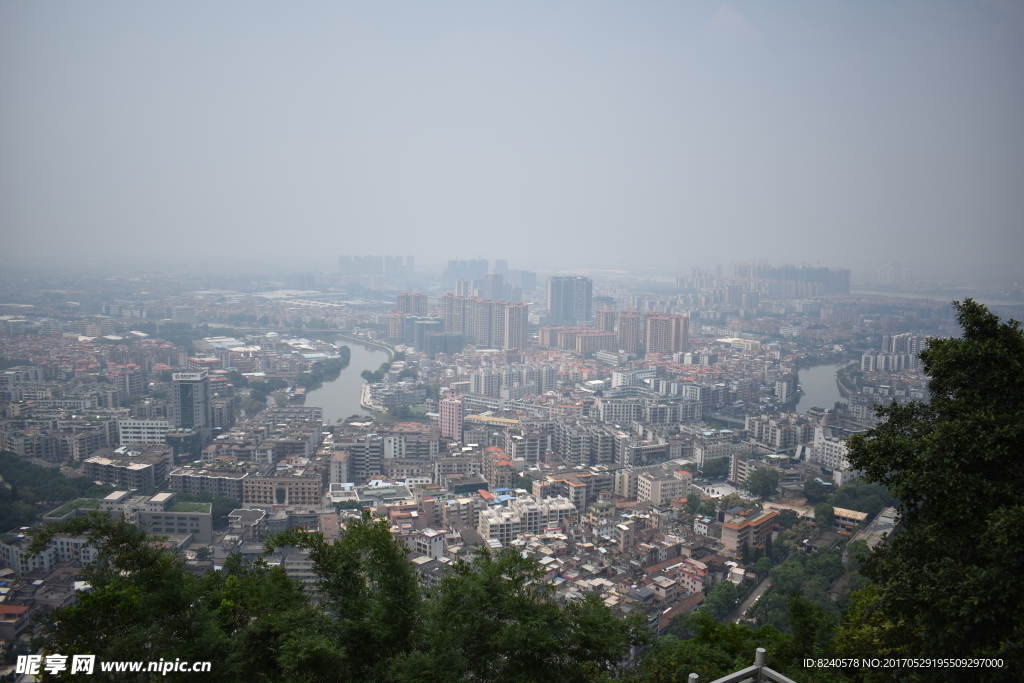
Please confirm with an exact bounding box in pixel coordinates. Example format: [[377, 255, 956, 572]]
[[700, 457, 730, 478], [802, 478, 832, 504], [29, 512, 647, 683], [700, 579, 738, 620], [745, 467, 780, 499], [813, 502, 834, 531], [697, 499, 717, 517], [846, 300, 1024, 679]]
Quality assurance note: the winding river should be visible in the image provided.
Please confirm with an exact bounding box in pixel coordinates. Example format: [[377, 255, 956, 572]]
[[794, 362, 849, 414], [305, 343, 390, 424]]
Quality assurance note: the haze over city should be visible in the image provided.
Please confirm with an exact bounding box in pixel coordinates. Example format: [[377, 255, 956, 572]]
[[2, 1, 1022, 273]]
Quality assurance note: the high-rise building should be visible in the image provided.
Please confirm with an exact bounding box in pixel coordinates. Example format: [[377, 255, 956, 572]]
[[440, 293, 528, 350], [111, 364, 144, 396], [388, 312, 409, 341], [546, 276, 593, 324], [443, 259, 488, 285], [172, 370, 212, 444], [644, 314, 689, 354], [476, 273, 504, 301], [396, 292, 428, 317], [439, 391, 464, 442], [503, 302, 529, 351], [617, 310, 644, 354], [595, 309, 617, 333]]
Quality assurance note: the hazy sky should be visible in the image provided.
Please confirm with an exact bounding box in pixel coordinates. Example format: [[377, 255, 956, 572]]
[[2, 1, 1021, 273]]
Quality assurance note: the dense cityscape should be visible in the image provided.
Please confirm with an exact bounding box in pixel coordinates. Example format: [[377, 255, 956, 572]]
[[3, 1, 1022, 680], [1, 257, 1020, 680]]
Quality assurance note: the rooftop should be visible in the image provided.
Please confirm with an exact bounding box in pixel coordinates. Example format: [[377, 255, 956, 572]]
[[167, 502, 212, 514]]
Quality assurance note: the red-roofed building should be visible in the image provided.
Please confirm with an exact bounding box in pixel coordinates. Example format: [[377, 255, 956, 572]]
[[482, 446, 516, 490], [0, 604, 31, 640]]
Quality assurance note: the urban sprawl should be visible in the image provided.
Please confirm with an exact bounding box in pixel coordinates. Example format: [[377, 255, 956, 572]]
[[0, 258, 967, 651]]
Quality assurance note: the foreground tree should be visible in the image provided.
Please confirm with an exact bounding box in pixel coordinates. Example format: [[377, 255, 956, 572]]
[[387, 545, 649, 682], [30, 514, 326, 682], [845, 300, 1024, 681], [31, 513, 646, 682]]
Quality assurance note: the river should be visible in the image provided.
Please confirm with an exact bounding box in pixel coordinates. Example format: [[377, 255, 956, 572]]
[[794, 362, 850, 414], [305, 342, 390, 424]]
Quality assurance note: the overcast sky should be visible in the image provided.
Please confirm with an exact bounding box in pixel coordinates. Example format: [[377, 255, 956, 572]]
[[2, 1, 1021, 273]]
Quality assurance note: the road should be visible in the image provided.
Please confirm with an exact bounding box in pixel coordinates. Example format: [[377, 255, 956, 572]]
[[730, 577, 771, 622]]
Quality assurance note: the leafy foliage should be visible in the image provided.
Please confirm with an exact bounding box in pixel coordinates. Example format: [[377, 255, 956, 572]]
[[634, 611, 789, 683], [700, 579, 738, 620], [387, 405, 415, 419], [813, 502, 835, 531], [361, 361, 392, 383], [32, 513, 646, 683], [390, 546, 650, 683], [823, 481, 897, 519], [745, 467, 780, 499], [294, 350, 351, 388], [844, 300, 1024, 679], [700, 457, 730, 479], [802, 478, 832, 504], [30, 513, 321, 683], [0, 452, 114, 530]]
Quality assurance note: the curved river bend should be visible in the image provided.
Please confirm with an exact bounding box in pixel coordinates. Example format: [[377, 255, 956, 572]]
[[794, 362, 849, 414], [306, 343, 390, 424]]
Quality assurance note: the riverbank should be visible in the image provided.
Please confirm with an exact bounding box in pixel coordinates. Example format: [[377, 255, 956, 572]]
[[304, 342, 391, 423], [332, 332, 395, 360], [795, 362, 855, 413], [835, 362, 860, 397]]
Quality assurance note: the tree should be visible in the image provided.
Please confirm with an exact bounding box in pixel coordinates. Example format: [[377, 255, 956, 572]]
[[785, 594, 838, 662], [745, 467, 780, 499], [802, 478, 831, 504], [813, 503, 834, 532], [700, 579, 738, 620], [265, 516, 421, 681], [845, 300, 1024, 679], [776, 508, 798, 530], [387, 404, 413, 419], [636, 611, 791, 683], [390, 546, 649, 682], [718, 492, 744, 511], [845, 539, 870, 573], [29, 513, 325, 682], [31, 511, 648, 683], [701, 457, 730, 478]]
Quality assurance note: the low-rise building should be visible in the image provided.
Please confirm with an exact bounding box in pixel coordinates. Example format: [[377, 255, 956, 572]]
[[720, 509, 778, 555], [82, 444, 174, 495]]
